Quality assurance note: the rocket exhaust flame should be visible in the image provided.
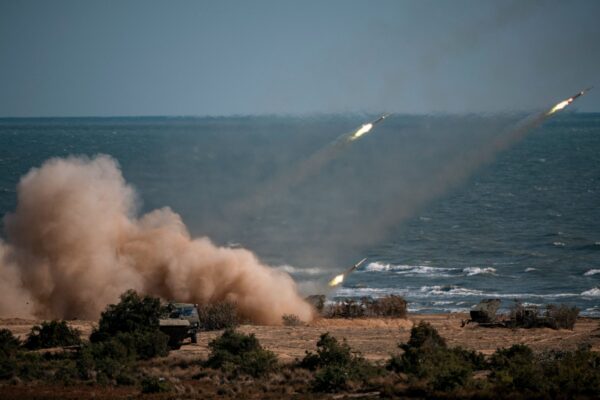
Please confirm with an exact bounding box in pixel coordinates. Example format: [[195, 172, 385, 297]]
[[547, 99, 572, 115], [349, 123, 373, 141], [329, 273, 345, 287], [328, 257, 367, 287], [347, 114, 389, 142], [546, 87, 592, 116]]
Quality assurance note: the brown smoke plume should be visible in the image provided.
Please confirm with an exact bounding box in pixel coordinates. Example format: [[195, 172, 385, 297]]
[[0, 155, 313, 324]]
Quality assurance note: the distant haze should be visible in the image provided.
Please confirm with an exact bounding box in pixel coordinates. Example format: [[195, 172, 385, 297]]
[[1, 0, 599, 117]]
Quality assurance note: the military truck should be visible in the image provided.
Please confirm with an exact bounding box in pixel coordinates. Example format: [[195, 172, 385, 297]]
[[159, 303, 200, 349], [462, 299, 503, 327]]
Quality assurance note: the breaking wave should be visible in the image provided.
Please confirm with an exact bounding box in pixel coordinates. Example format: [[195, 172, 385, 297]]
[[581, 287, 600, 297], [422, 285, 485, 296], [364, 262, 500, 278], [364, 262, 456, 277], [462, 267, 497, 276], [334, 285, 582, 300], [583, 269, 600, 276]]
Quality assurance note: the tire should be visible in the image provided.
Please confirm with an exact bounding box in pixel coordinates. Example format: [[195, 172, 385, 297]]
[[190, 333, 197, 344]]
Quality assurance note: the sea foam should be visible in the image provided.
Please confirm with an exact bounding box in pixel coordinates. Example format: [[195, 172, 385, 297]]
[[584, 269, 600, 276], [463, 267, 496, 276], [581, 287, 600, 297]]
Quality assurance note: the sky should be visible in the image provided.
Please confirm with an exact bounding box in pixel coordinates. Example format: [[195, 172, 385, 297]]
[[1, 0, 599, 117]]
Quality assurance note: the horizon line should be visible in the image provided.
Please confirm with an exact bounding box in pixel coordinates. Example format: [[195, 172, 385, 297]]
[[0, 110, 598, 120]]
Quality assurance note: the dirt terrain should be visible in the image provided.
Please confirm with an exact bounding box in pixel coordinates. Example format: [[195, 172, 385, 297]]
[[3, 313, 599, 362]]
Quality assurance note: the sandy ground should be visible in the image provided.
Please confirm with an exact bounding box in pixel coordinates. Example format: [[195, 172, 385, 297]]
[[2, 314, 599, 362]]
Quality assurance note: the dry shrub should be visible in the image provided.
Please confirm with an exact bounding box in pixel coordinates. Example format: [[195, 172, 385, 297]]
[[509, 302, 579, 330], [365, 295, 407, 318], [325, 299, 365, 318], [545, 304, 579, 330], [325, 295, 408, 319], [198, 302, 240, 331], [282, 314, 304, 326]]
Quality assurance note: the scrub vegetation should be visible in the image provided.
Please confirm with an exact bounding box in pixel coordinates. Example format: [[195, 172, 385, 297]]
[[324, 295, 408, 319], [0, 291, 598, 398]]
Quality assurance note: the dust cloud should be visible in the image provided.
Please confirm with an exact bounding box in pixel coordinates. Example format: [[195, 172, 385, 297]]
[[0, 155, 313, 324]]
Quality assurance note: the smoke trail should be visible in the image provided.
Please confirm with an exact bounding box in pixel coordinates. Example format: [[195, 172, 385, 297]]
[[355, 108, 560, 250], [226, 116, 387, 224], [0, 155, 313, 324]]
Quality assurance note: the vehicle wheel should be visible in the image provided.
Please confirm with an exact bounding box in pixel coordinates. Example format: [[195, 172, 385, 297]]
[[191, 333, 197, 344]]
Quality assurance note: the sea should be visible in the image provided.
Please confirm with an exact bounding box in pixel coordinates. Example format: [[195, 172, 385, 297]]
[[1, 114, 599, 316]]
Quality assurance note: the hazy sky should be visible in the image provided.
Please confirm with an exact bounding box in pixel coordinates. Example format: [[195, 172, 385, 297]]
[[1, 0, 599, 117]]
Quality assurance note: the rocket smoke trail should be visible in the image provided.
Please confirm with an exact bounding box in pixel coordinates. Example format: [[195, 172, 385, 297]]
[[227, 114, 391, 219], [353, 88, 593, 253]]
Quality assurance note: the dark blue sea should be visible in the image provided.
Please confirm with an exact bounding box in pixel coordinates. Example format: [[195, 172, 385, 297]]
[[1, 114, 599, 316]]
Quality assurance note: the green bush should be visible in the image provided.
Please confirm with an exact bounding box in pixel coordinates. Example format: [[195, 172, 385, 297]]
[[198, 302, 239, 331], [0, 329, 21, 357], [141, 376, 172, 393], [90, 290, 163, 342], [77, 307, 169, 384], [206, 329, 277, 377], [404, 321, 446, 350], [24, 320, 81, 350], [301, 332, 353, 370], [313, 364, 352, 393], [388, 322, 484, 391], [15, 352, 46, 380], [53, 359, 79, 385], [541, 347, 600, 397], [300, 332, 379, 392], [76, 330, 167, 384], [113, 331, 169, 360], [77, 336, 137, 383], [0, 356, 16, 380], [488, 344, 546, 393], [87, 290, 168, 364], [0, 329, 22, 380], [488, 344, 600, 396]]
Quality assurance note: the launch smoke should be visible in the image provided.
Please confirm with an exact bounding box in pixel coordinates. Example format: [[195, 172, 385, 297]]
[[0, 155, 313, 324]]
